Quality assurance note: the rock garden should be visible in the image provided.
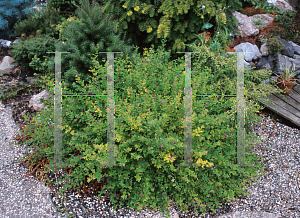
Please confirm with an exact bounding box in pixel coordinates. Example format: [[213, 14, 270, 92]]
[[1, 0, 300, 217]]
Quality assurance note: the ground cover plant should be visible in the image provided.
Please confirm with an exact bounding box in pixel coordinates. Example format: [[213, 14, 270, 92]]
[[266, 7, 300, 45], [13, 36, 284, 217]]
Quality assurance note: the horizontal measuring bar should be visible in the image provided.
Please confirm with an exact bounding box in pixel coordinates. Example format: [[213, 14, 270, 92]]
[[195, 95, 237, 96], [61, 95, 107, 96]]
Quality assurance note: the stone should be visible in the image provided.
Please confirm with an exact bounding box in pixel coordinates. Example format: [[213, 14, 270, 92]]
[[281, 41, 300, 57], [28, 90, 50, 112], [25, 77, 39, 84], [234, 42, 262, 62], [0, 39, 12, 48], [228, 0, 300, 81], [232, 38, 300, 80], [260, 43, 270, 56], [0, 56, 19, 75], [232, 11, 260, 37], [251, 13, 275, 25], [273, 0, 296, 12]]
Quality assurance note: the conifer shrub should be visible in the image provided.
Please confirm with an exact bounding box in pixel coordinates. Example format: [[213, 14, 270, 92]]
[[46, 0, 82, 20], [46, 0, 139, 94], [54, 16, 84, 41], [16, 38, 283, 217], [0, 0, 38, 39]]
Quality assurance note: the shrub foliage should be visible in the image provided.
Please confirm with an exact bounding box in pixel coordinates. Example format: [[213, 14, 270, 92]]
[[100, 0, 246, 62], [15, 37, 284, 217], [9, 33, 57, 71], [49, 0, 139, 94], [0, 0, 38, 39]]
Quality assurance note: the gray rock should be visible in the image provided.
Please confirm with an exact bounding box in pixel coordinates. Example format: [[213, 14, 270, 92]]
[[0, 56, 18, 75], [28, 90, 51, 112], [234, 42, 262, 62], [281, 41, 296, 57], [273, 0, 297, 12], [227, 0, 300, 81], [260, 43, 269, 56], [232, 11, 260, 38]]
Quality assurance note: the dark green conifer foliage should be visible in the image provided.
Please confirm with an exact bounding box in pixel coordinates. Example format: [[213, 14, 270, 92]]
[[46, 0, 82, 20], [53, 0, 139, 93]]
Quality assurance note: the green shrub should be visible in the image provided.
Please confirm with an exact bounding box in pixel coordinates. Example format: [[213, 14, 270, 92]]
[[15, 37, 284, 218], [47, 0, 139, 94], [46, 0, 82, 20], [54, 15, 83, 41], [14, 5, 66, 38], [266, 35, 285, 54], [13, 16, 40, 37], [9, 33, 57, 71], [100, 0, 244, 64]]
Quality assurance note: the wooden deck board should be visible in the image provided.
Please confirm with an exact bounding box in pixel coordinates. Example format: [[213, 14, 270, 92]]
[[256, 84, 300, 128]]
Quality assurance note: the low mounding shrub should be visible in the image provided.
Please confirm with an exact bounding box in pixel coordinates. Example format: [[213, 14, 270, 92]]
[[16, 38, 283, 218], [14, 5, 66, 38], [266, 35, 285, 54], [9, 33, 57, 72]]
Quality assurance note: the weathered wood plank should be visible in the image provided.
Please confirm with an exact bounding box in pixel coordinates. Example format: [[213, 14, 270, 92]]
[[256, 84, 300, 128], [293, 84, 300, 95], [289, 85, 300, 102], [259, 96, 300, 127], [266, 94, 300, 118]]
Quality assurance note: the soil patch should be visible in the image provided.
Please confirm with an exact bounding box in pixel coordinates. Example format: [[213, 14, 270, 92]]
[[0, 44, 46, 131]]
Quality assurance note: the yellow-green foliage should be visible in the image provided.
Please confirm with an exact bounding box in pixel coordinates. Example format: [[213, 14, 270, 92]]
[[17, 37, 284, 218], [101, 0, 243, 62], [55, 16, 83, 41]]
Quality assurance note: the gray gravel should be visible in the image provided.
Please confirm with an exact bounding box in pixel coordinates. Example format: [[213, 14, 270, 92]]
[[0, 102, 62, 218]]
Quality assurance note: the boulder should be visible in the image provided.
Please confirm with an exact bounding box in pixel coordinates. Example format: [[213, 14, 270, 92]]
[[227, 0, 300, 81], [28, 90, 51, 112], [232, 11, 260, 37], [273, 0, 297, 12], [0, 56, 19, 75]]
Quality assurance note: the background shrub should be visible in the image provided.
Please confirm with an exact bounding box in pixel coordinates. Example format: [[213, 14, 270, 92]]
[[9, 33, 57, 72], [46, 0, 82, 20], [266, 35, 285, 54], [0, 0, 38, 39], [54, 16, 84, 41], [48, 0, 139, 94], [14, 5, 64, 38], [100, 0, 245, 63]]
